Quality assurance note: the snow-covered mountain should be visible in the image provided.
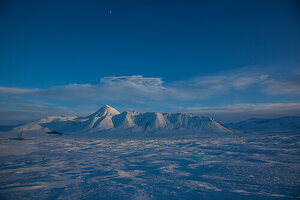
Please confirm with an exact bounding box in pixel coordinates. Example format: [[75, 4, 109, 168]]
[[225, 116, 300, 132], [13, 105, 233, 134]]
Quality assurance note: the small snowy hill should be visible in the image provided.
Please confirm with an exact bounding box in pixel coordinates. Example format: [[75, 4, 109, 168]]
[[13, 105, 233, 134], [225, 116, 300, 132]]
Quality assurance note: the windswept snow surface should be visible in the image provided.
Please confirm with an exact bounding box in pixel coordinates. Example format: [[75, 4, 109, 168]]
[[13, 105, 232, 135], [1, 107, 300, 199], [0, 130, 299, 199]]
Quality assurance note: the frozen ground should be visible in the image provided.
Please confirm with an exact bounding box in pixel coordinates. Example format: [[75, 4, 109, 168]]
[[0, 131, 299, 199]]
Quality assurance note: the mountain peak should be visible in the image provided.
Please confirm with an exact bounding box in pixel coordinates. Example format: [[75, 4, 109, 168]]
[[90, 105, 120, 118]]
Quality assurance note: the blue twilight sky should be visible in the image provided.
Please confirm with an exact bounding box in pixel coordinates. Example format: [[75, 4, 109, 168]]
[[0, 0, 300, 124]]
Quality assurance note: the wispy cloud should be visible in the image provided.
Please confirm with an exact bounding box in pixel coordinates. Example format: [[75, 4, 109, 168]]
[[0, 100, 82, 125], [263, 79, 300, 95], [168, 72, 269, 99], [186, 103, 300, 113], [0, 87, 39, 95], [0, 69, 299, 102], [0, 67, 299, 124], [101, 75, 165, 89]]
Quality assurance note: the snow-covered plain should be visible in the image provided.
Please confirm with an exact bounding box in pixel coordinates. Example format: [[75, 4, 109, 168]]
[[1, 106, 299, 199], [0, 130, 299, 199]]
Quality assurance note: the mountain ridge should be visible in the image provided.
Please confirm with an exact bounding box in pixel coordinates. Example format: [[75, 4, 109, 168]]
[[13, 105, 233, 134], [225, 116, 300, 132]]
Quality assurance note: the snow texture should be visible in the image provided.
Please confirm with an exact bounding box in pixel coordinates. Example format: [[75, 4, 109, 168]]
[[0, 106, 299, 199], [0, 131, 299, 199]]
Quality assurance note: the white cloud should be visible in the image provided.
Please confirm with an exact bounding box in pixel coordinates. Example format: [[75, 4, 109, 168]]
[[101, 75, 165, 89], [99, 75, 167, 101]]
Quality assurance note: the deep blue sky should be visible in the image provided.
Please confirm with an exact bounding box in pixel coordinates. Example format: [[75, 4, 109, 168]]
[[0, 0, 300, 124], [1, 0, 299, 87]]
